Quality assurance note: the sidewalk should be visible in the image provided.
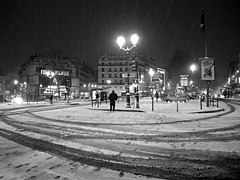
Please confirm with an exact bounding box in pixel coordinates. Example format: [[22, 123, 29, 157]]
[[0, 98, 229, 121], [88, 98, 230, 122], [0, 99, 88, 110], [90, 97, 227, 113]]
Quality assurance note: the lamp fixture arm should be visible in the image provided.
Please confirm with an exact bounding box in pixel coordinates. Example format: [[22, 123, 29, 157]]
[[120, 45, 136, 52]]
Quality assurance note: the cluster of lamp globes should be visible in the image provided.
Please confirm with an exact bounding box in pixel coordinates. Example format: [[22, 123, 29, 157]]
[[116, 34, 139, 50]]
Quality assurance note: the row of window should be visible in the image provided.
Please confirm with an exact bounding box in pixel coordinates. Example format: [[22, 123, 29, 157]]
[[101, 73, 124, 78], [101, 67, 130, 72], [99, 61, 128, 66]]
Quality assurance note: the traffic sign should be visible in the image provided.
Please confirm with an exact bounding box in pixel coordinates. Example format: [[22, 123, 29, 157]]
[[122, 73, 128, 78], [122, 73, 135, 78]]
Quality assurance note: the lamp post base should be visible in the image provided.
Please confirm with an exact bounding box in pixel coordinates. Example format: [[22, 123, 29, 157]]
[[126, 93, 131, 108], [151, 95, 154, 111], [135, 92, 139, 108]]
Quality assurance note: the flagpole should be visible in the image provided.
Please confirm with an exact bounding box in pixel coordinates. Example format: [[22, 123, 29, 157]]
[[204, 27, 207, 58], [201, 8, 210, 107], [201, 8, 207, 58]]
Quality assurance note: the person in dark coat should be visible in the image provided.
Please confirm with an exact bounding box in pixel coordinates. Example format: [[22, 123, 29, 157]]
[[155, 91, 159, 102], [95, 93, 100, 106], [49, 95, 53, 104], [109, 90, 118, 111]]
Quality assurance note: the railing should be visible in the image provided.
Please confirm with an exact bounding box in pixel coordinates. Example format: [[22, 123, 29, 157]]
[[209, 96, 219, 107]]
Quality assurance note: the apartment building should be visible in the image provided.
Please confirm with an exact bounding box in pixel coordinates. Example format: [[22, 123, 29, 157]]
[[18, 55, 95, 100], [97, 53, 166, 97]]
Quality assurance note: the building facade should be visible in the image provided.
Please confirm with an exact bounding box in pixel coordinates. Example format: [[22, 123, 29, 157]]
[[224, 58, 240, 97], [18, 55, 95, 101], [0, 75, 6, 102], [97, 53, 167, 97]]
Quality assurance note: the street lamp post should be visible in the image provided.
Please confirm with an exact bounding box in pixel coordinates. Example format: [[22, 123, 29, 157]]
[[45, 70, 55, 95], [106, 80, 111, 104], [149, 68, 154, 111], [14, 80, 18, 95], [24, 82, 28, 104], [117, 34, 139, 108], [190, 63, 202, 109]]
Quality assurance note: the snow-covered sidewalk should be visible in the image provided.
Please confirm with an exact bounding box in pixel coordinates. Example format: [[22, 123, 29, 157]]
[[89, 98, 229, 120], [0, 98, 237, 180], [0, 98, 229, 122]]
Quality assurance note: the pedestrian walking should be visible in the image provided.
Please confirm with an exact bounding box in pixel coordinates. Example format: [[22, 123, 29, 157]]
[[109, 90, 118, 111]]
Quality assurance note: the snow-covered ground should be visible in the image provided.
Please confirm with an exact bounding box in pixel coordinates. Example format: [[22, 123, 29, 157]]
[[0, 98, 237, 180]]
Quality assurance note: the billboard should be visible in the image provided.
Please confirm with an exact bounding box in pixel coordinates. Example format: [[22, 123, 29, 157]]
[[200, 58, 215, 81], [180, 75, 189, 87]]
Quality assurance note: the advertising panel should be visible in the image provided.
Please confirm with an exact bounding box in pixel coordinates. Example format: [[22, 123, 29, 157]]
[[200, 58, 215, 81], [180, 75, 189, 87]]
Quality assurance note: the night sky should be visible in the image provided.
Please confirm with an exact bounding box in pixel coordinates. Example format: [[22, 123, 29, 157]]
[[1, 0, 240, 89]]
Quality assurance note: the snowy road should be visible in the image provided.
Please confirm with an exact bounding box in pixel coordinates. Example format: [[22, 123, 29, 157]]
[[0, 99, 240, 179]]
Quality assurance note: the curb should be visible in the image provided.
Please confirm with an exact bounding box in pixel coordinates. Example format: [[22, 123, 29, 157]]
[[89, 108, 145, 112], [189, 108, 225, 114]]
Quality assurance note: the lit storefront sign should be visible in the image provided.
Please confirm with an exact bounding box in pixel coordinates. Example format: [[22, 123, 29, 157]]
[[41, 70, 70, 76]]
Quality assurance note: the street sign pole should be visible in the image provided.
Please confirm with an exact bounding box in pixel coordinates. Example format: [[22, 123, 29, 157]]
[[206, 80, 211, 107], [126, 51, 131, 108], [135, 61, 139, 108]]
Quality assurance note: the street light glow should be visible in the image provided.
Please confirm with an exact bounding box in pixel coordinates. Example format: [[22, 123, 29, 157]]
[[107, 79, 111, 85], [117, 36, 125, 48], [117, 34, 139, 50], [131, 34, 139, 45], [46, 70, 55, 78], [14, 80, 18, 85], [190, 64, 196, 73], [149, 68, 154, 77]]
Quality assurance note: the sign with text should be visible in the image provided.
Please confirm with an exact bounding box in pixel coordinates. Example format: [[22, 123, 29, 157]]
[[122, 73, 128, 78], [200, 58, 215, 81], [180, 77, 188, 87], [180, 75, 189, 87], [122, 73, 135, 78], [41, 70, 70, 76]]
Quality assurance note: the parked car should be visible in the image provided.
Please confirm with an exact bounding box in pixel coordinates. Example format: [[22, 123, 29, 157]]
[[4, 97, 11, 102], [187, 92, 199, 99]]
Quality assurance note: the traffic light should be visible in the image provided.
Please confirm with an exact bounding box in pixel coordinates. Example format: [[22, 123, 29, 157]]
[[132, 60, 137, 71], [66, 80, 70, 87]]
